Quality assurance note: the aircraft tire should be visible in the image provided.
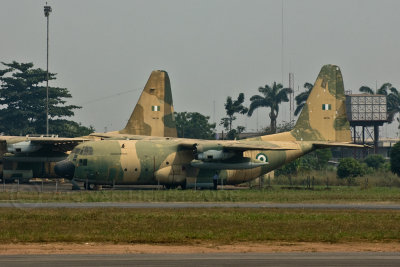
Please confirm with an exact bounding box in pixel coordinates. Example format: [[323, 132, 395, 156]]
[[84, 182, 94, 190]]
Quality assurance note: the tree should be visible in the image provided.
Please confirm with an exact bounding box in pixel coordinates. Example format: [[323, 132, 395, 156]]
[[364, 154, 385, 170], [337, 158, 366, 179], [313, 149, 332, 170], [175, 111, 216, 139], [220, 93, 248, 139], [248, 82, 292, 134], [390, 142, 400, 176], [275, 159, 299, 177], [294, 82, 313, 116], [387, 87, 400, 123], [359, 83, 400, 123], [50, 120, 95, 138], [262, 120, 295, 134], [0, 61, 93, 136]]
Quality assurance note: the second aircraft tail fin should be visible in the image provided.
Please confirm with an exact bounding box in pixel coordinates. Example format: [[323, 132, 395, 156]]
[[119, 70, 177, 137]]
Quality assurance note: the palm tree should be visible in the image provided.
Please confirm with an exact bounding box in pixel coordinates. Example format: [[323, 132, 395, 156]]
[[294, 82, 313, 116], [359, 82, 392, 95], [248, 82, 292, 134], [359, 83, 400, 123], [220, 93, 248, 139], [387, 87, 400, 123]]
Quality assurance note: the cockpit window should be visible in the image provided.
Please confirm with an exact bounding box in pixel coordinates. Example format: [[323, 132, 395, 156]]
[[72, 148, 81, 154], [79, 159, 88, 166], [80, 146, 93, 156]]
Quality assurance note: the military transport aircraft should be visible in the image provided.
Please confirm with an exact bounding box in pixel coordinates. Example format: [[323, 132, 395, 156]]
[[0, 70, 177, 182], [55, 65, 363, 189]]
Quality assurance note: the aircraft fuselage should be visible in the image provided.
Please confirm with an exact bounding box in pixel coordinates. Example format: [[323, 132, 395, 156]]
[[59, 139, 313, 186]]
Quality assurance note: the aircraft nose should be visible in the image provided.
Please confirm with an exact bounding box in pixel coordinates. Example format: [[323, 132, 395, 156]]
[[54, 159, 75, 179]]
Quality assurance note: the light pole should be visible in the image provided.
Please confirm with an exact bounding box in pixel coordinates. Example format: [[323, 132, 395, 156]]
[[44, 3, 52, 136]]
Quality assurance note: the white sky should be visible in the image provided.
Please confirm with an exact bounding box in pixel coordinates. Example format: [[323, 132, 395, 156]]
[[1, 0, 400, 137]]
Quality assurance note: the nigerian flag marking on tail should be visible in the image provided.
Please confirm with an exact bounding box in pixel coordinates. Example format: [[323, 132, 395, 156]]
[[152, 105, 160, 111], [322, 104, 331, 110]]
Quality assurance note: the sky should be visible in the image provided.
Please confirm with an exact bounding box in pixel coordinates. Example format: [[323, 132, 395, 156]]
[[1, 0, 400, 138]]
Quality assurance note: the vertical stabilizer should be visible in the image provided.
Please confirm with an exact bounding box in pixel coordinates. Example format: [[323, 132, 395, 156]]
[[119, 70, 177, 137], [291, 64, 351, 142]]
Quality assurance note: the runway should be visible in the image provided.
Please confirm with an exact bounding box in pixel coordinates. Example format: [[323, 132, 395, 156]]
[[1, 253, 399, 266], [1, 202, 400, 210]]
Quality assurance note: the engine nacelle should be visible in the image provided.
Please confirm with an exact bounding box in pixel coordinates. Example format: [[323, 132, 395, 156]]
[[194, 143, 235, 161], [197, 150, 235, 161], [191, 157, 268, 170], [7, 141, 42, 154]]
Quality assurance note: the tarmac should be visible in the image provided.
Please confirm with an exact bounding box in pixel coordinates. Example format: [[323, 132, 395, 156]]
[[1, 201, 400, 210], [1, 253, 399, 267]]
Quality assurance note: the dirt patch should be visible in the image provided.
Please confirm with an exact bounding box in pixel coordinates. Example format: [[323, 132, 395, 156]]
[[0, 242, 399, 255]]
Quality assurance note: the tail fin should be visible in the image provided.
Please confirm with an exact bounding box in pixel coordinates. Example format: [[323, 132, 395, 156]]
[[119, 70, 177, 137], [291, 64, 351, 142]]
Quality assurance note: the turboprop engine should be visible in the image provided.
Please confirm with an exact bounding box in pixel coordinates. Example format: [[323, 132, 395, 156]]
[[191, 143, 268, 170], [194, 143, 235, 161], [7, 141, 42, 154]]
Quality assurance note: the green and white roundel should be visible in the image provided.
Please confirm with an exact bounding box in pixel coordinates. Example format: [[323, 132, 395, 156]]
[[256, 153, 268, 163]]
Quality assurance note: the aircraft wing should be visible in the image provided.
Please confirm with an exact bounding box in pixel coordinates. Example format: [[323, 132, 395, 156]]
[[178, 139, 299, 151], [88, 132, 169, 141], [0, 136, 90, 154], [220, 141, 299, 151], [176, 140, 299, 170]]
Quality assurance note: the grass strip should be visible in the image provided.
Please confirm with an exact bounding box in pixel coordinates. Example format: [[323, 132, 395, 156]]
[[0, 208, 399, 244], [0, 186, 400, 203]]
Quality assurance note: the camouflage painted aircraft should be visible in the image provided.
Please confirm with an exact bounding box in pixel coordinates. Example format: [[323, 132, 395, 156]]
[[0, 70, 176, 181], [55, 65, 363, 189]]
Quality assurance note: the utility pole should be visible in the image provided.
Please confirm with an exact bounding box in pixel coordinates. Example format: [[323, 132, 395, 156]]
[[289, 73, 294, 123], [281, 0, 284, 84], [44, 3, 52, 135]]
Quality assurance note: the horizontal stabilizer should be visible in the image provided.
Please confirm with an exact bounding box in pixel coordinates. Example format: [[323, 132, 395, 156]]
[[312, 142, 370, 149]]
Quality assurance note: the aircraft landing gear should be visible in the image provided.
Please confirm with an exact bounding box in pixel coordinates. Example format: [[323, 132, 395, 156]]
[[164, 184, 178, 190], [84, 182, 102, 190], [84, 182, 95, 190], [180, 182, 186, 190], [70, 179, 81, 190]]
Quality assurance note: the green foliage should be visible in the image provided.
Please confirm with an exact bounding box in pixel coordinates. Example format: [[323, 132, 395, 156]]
[[272, 170, 400, 188], [1, 208, 400, 244], [275, 149, 332, 176], [248, 82, 292, 133], [263, 120, 295, 135], [49, 120, 95, 138], [275, 159, 299, 177], [390, 142, 400, 176], [364, 154, 385, 170], [225, 126, 246, 140], [0, 61, 93, 136], [314, 149, 333, 170], [174, 111, 216, 139], [3, 184, 400, 203], [220, 93, 248, 140], [337, 157, 367, 179]]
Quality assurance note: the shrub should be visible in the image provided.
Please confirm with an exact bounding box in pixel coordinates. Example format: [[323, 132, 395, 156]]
[[337, 157, 366, 179], [364, 154, 385, 170], [390, 142, 400, 176]]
